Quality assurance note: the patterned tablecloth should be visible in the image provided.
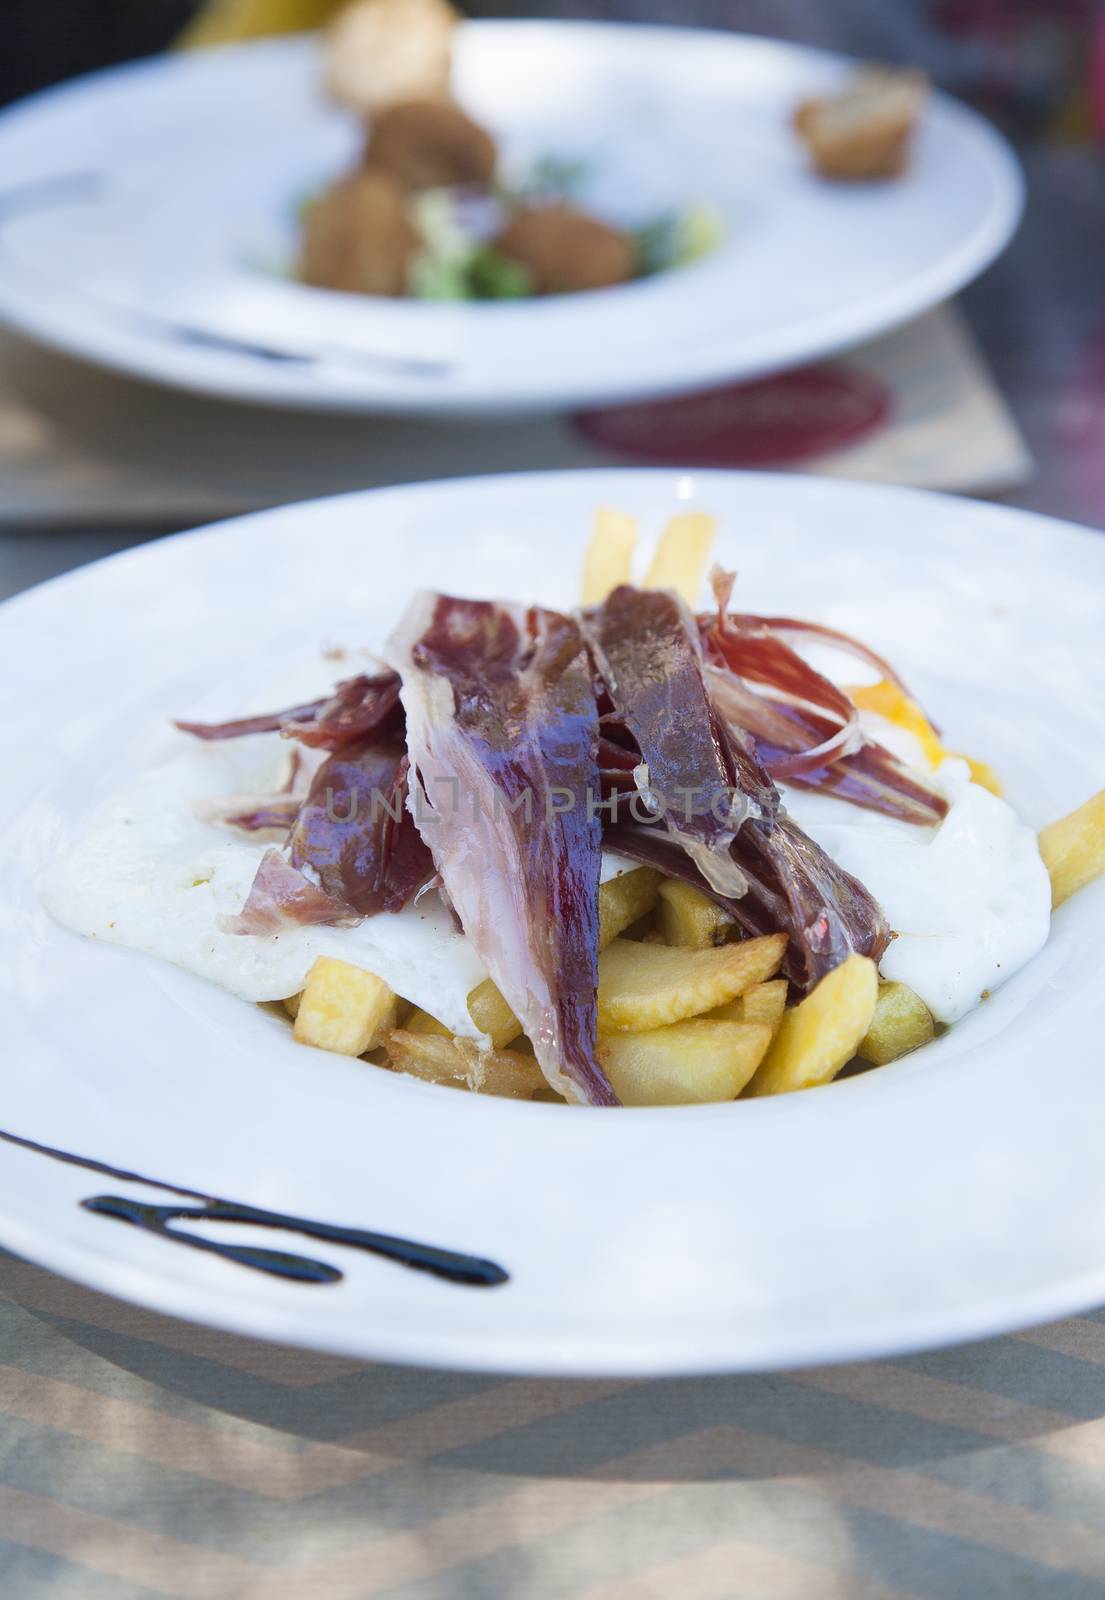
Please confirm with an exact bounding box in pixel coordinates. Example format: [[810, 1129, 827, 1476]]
[[4, 1252, 1105, 1600]]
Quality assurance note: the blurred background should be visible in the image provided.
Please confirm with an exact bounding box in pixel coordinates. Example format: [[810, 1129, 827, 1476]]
[[3, 0, 1101, 130]]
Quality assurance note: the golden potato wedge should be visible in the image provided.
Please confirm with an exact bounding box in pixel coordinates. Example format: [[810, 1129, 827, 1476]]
[[404, 1006, 451, 1038], [1039, 786, 1105, 908], [403, 980, 522, 1047], [581, 507, 638, 606], [643, 513, 717, 606], [656, 879, 733, 948], [599, 1019, 772, 1106], [707, 978, 788, 1036], [856, 980, 935, 1066], [598, 933, 787, 1033], [293, 957, 397, 1057], [385, 1029, 544, 1100], [466, 977, 524, 1048], [736, 978, 789, 1032], [745, 954, 878, 1097], [282, 992, 302, 1020], [599, 867, 663, 949]]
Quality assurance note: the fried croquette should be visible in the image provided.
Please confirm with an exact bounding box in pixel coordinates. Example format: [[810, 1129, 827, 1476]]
[[325, 0, 458, 116], [495, 204, 636, 295], [793, 67, 929, 180], [366, 99, 498, 190], [299, 168, 419, 296]]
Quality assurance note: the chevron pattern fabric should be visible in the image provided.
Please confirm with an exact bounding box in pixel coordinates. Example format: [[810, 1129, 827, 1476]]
[[2, 1251, 1105, 1597]]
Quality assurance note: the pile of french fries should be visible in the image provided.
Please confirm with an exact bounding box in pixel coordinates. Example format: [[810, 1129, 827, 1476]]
[[280, 510, 1105, 1105]]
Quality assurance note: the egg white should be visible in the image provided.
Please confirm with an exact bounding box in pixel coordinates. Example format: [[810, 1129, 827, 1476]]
[[40, 713, 640, 1043], [782, 752, 1051, 1025]]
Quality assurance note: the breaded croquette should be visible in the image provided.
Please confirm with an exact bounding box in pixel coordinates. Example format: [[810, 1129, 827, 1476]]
[[793, 66, 930, 180], [366, 99, 498, 190], [325, 0, 458, 116], [299, 168, 419, 296], [495, 204, 636, 295]]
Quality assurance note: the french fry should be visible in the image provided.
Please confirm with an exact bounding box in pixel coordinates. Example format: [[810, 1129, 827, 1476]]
[[466, 977, 524, 1048], [735, 978, 788, 1032], [283, 992, 302, 1020], [707, 978, 788, 1037], [656, 879, 733, 948], [581, 507, 638, 606], [1038, 787, 1105, 908], [403, 1006, 451, 1038], [598, 933, 787, 1033], [643, 513, 717, 606], [293, 957, 397, 1057], [599, 1019, 772, 1106], [599, 867, 663, 949], [856, 980, 934, 1066], [404, 982, 522, 1047], [385, 1029, 545, 1099], [744, 954, 877, 1097]]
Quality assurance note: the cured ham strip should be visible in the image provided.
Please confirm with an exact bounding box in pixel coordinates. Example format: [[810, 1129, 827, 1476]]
[[177, 672, 402, 752], [700, 590, 947, 825], [194, 749, 312, 838], [288, 738, 435, 916], [727, 611, 916, 702], [389, 594, 615, 1107], [284, 674, 403, 750], [196, 795, 302, 836], [707, 666, 947, 826], [607, 817, 890, 993], [584, 586, 772, 897], [218, 849, 359, 936], [581, 587, 889, 990], [175, 700, 328, 742]]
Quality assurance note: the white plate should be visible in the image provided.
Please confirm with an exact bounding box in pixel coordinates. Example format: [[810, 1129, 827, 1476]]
[[2, 469, 1103, 1375], [0, 25, 1022, 416]]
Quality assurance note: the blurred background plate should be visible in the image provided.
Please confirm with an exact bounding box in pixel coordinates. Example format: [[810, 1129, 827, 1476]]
[[0, 22, 1023, 416]]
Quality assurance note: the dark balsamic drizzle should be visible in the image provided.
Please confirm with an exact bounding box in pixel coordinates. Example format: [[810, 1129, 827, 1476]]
[[0, 1127, 508, 1289]]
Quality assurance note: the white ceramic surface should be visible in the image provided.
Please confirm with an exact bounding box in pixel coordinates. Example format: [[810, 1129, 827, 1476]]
[[0, 25, 1022, 416], [2, 469, 1103, 1375]]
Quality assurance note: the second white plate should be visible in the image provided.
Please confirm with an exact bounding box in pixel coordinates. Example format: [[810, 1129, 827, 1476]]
[[0, 23, 1022, 415]]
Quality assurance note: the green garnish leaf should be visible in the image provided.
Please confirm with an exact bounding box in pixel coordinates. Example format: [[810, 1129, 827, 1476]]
[[467, 247, 534, 300]]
